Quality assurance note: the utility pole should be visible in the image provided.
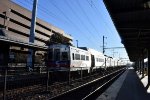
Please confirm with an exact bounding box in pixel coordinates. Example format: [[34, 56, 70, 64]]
[[103, 36, 107, 54], [27, 0, 38, 71]]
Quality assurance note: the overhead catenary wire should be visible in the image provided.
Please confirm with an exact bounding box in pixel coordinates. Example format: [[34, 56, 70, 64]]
[[16, 0, 68, 25], [45, 0, 100, 48], [23, 0, 90, 46], [86, 0, 116, 36], [64, 0, 99, 46], [75, 0, 102, 38], [44, 1, 98, 47], [45, 0, 90, 45], [14, 0, 102, 49], [86, 0, 126, 55], [25, 0, 70, 25]]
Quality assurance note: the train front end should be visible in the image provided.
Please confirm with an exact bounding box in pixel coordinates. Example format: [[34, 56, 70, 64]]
[[47, 44, 70, 71]]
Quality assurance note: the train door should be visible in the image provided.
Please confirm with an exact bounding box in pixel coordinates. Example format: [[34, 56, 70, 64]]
[[91, 55, 95, 67]]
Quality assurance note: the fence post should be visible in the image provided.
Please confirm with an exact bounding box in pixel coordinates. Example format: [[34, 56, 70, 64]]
[[3, 67, 7, 100], [81, 67, 83, 80], [46, 69, 49, 91], [68, 68, 71, 85]]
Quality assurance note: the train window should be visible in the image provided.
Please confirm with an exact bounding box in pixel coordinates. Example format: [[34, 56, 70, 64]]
[[96, 58, 99, 62], [75, 54, 80, 60], [62, 52, 68, 60], [81, 55, 85, 60], [98, 58, 100, 62], [86, 56, 89, 61], [72, 53, 74, 60], [48, 49, 53, 60], [54, 49, 60, 60], [99, 58, 104, 62]]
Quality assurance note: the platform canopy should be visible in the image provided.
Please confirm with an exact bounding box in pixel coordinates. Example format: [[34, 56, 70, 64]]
[[103, 0, 150, 61]]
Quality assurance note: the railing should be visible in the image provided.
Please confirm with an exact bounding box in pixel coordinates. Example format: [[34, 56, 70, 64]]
[[0, 63, 126, 100], [0, 64, 47, 100]]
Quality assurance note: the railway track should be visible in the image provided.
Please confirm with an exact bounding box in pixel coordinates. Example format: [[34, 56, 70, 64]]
[[82, 70, 124, 100], [0, 67, 126, 100], [49, 68, 125, 100]]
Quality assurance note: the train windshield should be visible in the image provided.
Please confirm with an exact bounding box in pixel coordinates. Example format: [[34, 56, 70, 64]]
[[48, 49, 69, 61], [48, 49, 53, 60], [62, 52, 68, 61], [54, 49, 60, 61]]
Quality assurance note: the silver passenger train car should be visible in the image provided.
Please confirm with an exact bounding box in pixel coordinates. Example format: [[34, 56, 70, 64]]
[[47, 44, 122, 72]]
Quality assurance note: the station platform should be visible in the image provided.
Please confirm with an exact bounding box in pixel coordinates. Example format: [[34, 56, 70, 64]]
[[97, 67, 150, 100]]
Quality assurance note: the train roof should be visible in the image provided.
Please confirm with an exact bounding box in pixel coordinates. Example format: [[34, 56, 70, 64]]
[[48, 44, 69, 48], [79, 47, 104, 56], [49, 44, 89, 53], [78, 47, 88, 51]]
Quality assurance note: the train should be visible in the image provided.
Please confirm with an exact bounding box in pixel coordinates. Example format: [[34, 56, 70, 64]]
[[46, 44, 125, 73]]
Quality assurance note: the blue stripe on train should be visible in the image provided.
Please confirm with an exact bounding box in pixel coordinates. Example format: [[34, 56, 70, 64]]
[[48, 60, 70, 68]]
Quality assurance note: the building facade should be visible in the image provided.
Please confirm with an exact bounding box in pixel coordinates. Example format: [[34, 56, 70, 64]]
[[0, 0, 73, 63]]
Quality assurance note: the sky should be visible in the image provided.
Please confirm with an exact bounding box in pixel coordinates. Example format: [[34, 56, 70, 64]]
[[12, 0, 129, 60]]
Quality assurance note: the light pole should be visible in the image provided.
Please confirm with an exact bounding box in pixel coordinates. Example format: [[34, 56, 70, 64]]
[[76, 40, 78, 48]]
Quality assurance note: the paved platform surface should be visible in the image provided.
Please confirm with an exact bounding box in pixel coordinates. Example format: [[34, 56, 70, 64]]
[[96, 68, 128, 100], [97, 68, 150, 100], [116, 68, 150, 100]]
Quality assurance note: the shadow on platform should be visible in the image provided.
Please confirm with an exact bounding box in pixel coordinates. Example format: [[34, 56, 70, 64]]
[[116, 69, 150, 100]]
